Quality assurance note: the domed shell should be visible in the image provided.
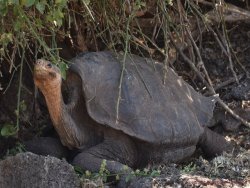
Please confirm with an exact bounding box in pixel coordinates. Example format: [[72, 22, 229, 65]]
[[69, 51, 215, 146]]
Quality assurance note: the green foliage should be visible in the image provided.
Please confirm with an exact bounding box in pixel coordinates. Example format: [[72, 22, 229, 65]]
[[58, 61, 68, 79], [0, 96, 27, 138], [15, 100, 27, 116], [75, 159, 111, 183], [0, 0, 178, 137], [0, 0, 68, 62], [0, 123, 18, 137], [75, 160, 161, 185], [98, 159, 110, 182], [181, 162, 197, 174], [74, 165, 85, 175], [0, 0, 175, 80], [0, 0, 70, 133], [125, 168, 161, 182], [4, 142, 25, 157]]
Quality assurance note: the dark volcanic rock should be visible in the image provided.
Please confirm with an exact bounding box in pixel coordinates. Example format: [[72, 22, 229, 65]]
[[228, 78, 250, 101], [213, 107, 250, 131], [0, 152, 80, 188]]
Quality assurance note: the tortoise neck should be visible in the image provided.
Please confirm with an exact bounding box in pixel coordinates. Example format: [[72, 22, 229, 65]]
[[43, 83, 65, 127], [40, 80, 102, 149], [41, 83, 82, 149]]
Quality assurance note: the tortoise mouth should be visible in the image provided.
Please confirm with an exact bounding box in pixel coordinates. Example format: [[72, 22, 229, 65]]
[[34, 66, 48, 77], [34, 66, 46, 72]]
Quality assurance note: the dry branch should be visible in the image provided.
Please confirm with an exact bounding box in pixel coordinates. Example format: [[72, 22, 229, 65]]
[[170, 35, 250, 128], [197, 0, 250, 22], [204, 74, 245, 96]]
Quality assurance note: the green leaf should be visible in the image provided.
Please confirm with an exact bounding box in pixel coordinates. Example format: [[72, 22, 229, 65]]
[[1, 124, 18, 137], [115, 174, 120, 181], [26, 0, 36, 7], [150, 170, 161, 177], [14, 20, 22, 31], [20, 100, 27, 112], [5, 142, 25, 156], [74, 166, 84, 175], [36, 2, 45, 14], [55, 0, 62, 4], [8, 0, 19, 5], [20, 0, 36, 7], [0, 6, 8, 17], [125, 173, 134, 182], [53, 9, 64, 26], [58, 61, 68, 80], [55, 0, 67, 7], [0, 33, 13, 45], [85, 170, 91, 177]]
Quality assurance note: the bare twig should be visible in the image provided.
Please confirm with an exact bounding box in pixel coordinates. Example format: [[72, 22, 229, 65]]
[[205, 1, 240, 84], [178, 1, 214, 90], [160, 0, 170, 84], [218, 4, 239, 84], [213, 74, 244, 91], [231, 46, 249, 76], [204, 74, 244, 95], [207, 26, 248, 76], [185, 26, 215, 91], [3, 66, 19, 94], [16, 45, 25, 132], [177, 0, 186, 43], [115, 13, 132, 124], [207, 26, 227, 56], [197, 0, 250, 22], [170, 35, 250, 128]]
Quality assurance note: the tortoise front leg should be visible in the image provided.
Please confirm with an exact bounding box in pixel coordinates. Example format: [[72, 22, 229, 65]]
[[24, 137, 69, 159], [72, 134, 138, 187]]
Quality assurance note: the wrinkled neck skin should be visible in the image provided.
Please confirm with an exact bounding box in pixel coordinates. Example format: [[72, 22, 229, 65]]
[[39, 81, 97, 150], [42, 83, 63, 126]]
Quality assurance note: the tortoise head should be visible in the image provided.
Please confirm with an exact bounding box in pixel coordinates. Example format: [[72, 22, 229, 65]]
[[34, 59, 62, 92]]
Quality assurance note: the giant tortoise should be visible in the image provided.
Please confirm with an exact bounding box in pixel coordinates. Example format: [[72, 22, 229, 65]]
[[33, 51, 231, 185]]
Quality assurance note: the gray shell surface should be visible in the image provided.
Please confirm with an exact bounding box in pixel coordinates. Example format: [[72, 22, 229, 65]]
[[69, 51, 214, 146]]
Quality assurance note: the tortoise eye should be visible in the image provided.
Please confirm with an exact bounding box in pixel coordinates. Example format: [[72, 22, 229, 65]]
[[47, 63, 52, 68]]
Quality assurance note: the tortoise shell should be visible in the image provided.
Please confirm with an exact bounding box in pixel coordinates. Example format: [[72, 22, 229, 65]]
[[69, 51, 214, 146]]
